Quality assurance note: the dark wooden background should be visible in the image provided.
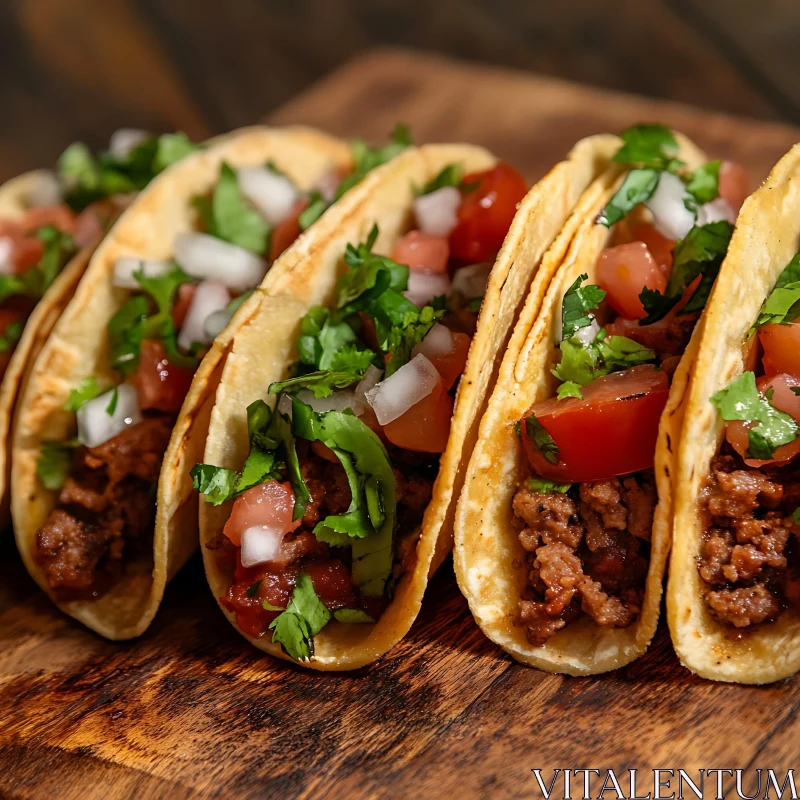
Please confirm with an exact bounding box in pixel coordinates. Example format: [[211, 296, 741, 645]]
[[3, 3, 800, 799], [2, 0, 800, 180]]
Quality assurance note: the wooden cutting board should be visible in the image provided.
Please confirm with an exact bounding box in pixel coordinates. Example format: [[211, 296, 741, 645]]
[[2, 49, 799, 800]]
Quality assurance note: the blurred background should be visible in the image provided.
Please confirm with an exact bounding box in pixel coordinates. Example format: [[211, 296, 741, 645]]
[[1, 0, 799, 181]]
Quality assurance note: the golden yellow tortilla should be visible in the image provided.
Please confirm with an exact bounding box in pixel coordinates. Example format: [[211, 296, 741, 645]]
[[11, 126, 353, 640], [668, 143, 800, 684], [454, 133, 707, 675], [200, 135, 621, 670], [0, 172, 101, 531]]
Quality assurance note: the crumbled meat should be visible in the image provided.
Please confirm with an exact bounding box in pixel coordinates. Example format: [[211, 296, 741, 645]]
[[35, 417, 173, 601], [698, 452, 799, 628], [513, 472, 654, 646]]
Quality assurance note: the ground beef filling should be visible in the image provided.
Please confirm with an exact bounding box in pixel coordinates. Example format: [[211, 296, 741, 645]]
[[218, 448, 436, 638], [35, 417, 173, 602], [698, 452, 800, 628], [512, 471, 655, 646]]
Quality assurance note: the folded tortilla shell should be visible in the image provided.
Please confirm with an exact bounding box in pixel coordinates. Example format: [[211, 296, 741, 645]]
[[200, 135, 620, 670], [11, 126, 353, 640], [454, 134, 707, 675]]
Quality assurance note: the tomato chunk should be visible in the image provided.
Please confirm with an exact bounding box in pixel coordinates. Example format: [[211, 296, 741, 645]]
[[171, 283, 196, 329], [223, 480, 300, 547], [133, 338, 195, 413], [304, 559, 357, 610], [383, 376, 454, 453], [629, 223, 674, 276], [449, 163, 527, 263], [419, 331, 471, 390], [521, 365, 670, 483], [269, 198, 307, 262], [718, 161, 749, 213], [760, 322, 800, 379], [596, 242, 667, 320], [391, 231, 450, 273]]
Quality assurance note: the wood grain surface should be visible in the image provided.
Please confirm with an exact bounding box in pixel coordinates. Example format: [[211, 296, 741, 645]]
[[2, 49, 800, 800]]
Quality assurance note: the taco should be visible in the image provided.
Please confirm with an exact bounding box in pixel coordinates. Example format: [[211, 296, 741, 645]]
[[0, 132, 198, 528], [11, 125, 372, 640], [192, 135, 620, 670], [454, 125, 750, 675], [668, 143, 800, 684]]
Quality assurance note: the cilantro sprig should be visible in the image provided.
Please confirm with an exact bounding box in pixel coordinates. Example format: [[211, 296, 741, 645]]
[[754, 254, 800, 329], [269, 572, 331, 661], [711, 371, 799, 460]]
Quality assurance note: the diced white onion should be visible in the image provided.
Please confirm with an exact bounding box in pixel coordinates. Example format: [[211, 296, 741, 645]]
[[240, 525, 286, 567], [296, 389, 362, 415], [404, 270, 451, 307], [25, 171, 62, 208], [365, 354, 440, 426], [109, 128, 151, 160], [412, 322, 453, 360], [173, 232, 266, 292], [77, 384, 141, 448], [178, 280, 230, 350], [644, 171, 695, 241], [203, 308, 232, 341], [277, 393, 293, 418], [0, 237, 14, 275], [354, 365, 383, 405], [696, 197, 736, 226], [452, 262, 491, 299], [112, 256, 172, 289], [574, 318, 601, 345], [237, 167, 298, 227], [414, 186, 461, 237]]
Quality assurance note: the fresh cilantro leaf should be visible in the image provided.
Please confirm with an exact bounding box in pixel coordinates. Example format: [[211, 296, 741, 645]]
[[235, 446, 280, 494], [552, 332, 655, 389], [560, 274, 606, 340], [710, 371, 799, 460], [793, 388, 800, 397], [640, 221, 733, 324], [291, 399, 396, 596], [597, 168, 661, 227], [418, 163, 464, 196], [269, 572, 332, 661], [685, 160, 721, 206], [262, 600, 284, 612], [190, 463, 238, 505], [0, 320, 23, 352], [556, 381, 583, 400], [611, 124, 683, 171], [153, 132, 198, 171], [35, 225, 77, 289], [64, 376, 103, 412], [298, 191, 327, 231], [207, 162, 269, 254], [269, 370, 363, 399], [525, 477, 572, 494], [552, 337, 602, 387], [755, 254, 800, 328], [36, 440, 78, 491], [524, 416, 559, 464], [335, 124, 412, 200], [134, 263, 191, 317], [105, 386, 119, 416], [381, 305, 441, 377], [246, 580, 262, 598], [596, 335, 657, 371], [107, 295, 149, 375], [793, 507, 800, 525], [334, 609, 374, 623]]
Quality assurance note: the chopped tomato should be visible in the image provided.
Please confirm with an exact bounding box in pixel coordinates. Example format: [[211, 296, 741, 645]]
[[725, 421, 800, 468], [760, 322, 800, 379], [222, 560, 300, 637], [312, 439, 340, 463], [269, 198, 307, 262], [133, 338, 195, 413], [759, 373, 800, 421], [628, 223, 674, 276], [383, 376, 454, 453], [73, 208, 105, 248], [20, 205, 76, 234], [422, 331, 471, 390], [305, 559, 357, 610], [596, 242, 666, 320], [718, 161, 749, 213], [522, 365, 670, 483], [171, 283, 196, 329], [449, 163, 527, 263], [223, 480, 300, 547], [391, 231, 450, 273]]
